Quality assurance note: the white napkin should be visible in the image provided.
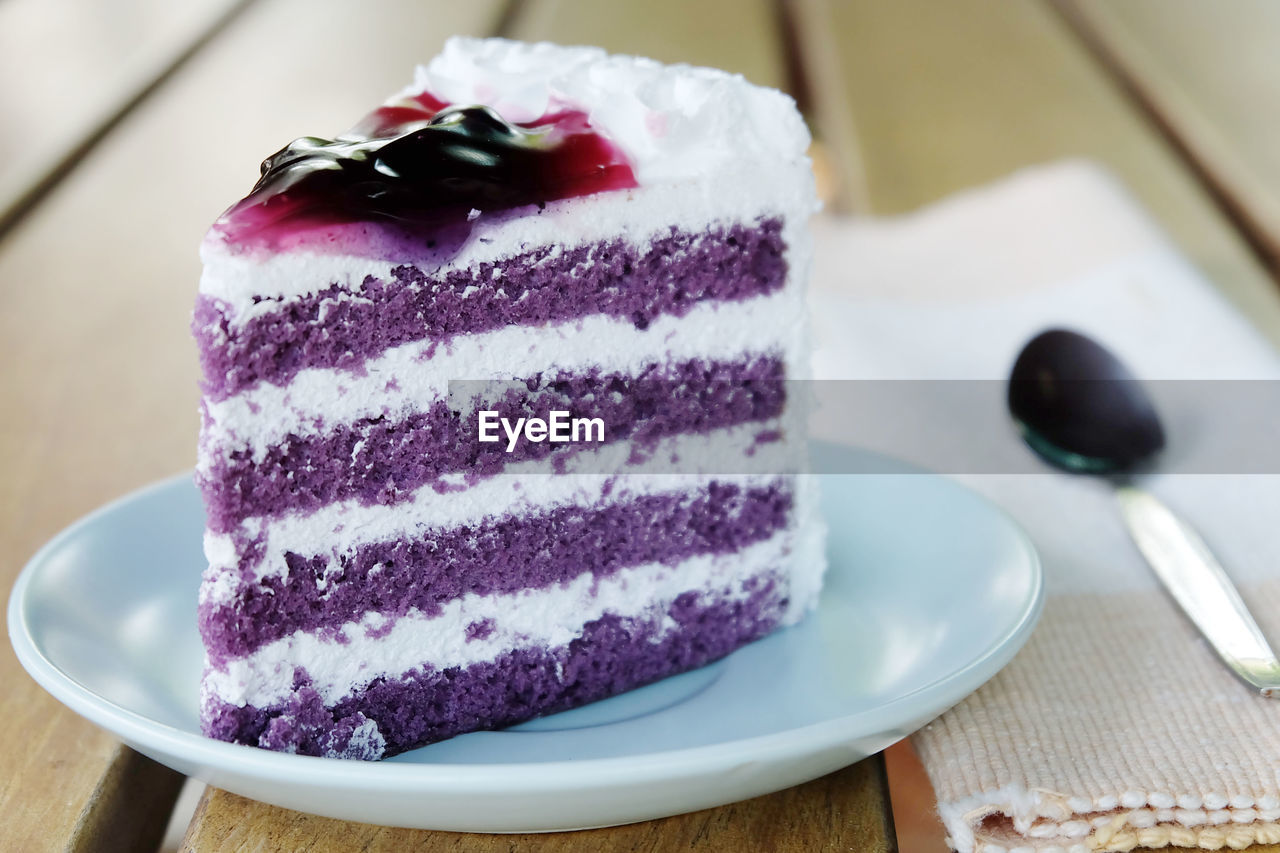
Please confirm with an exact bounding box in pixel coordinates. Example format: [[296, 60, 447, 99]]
[[808, 161, 1280, 852]]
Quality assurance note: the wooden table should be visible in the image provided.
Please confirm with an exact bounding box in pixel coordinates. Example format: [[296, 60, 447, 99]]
[[3, 1, 1279, 850]]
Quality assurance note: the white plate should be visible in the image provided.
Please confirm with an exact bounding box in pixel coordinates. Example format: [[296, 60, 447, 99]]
[[8, 444, 1041, 832]]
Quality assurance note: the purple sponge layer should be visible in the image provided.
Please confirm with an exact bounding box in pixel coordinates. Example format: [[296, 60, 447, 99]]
[[195, 218, 785, 401], [200, 480, 792, 665], [199, 355, 786, 533], [201, 569, 787, 758]]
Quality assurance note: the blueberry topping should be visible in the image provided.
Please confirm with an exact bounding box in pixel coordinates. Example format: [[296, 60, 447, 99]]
[[218, 97, 637, 247]]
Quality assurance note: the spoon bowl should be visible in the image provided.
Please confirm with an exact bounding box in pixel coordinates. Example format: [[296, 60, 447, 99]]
[[1008, 328, 1164, 474]]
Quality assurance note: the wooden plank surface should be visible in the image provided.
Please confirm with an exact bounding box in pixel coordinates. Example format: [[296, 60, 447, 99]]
[[507, 0, 788, 90], [0, 0, 250, 232], [22, 0, 1275, 848], [884, 741, 948, 853], [181, 761, 894, 852], [1059, 0, 1280, 271], [65, 749, 185, 853], [0, 0, 503, 849], [791, 0, 1280, 346]]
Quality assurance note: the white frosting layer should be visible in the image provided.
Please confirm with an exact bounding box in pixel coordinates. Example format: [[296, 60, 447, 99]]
[[200, 166, 815, 314], [787, 473, 828, 621], [417, 37, 811, 185], [205, 527, 806, 709], [199, 418, 803, 603], [199, 287, 807, 462]]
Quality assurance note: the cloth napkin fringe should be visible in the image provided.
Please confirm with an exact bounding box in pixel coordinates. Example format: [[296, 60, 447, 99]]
[[943, 787, 1280, 852]]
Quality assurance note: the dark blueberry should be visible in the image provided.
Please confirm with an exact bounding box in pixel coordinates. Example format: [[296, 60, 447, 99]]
[[221, 98, 638, 249]]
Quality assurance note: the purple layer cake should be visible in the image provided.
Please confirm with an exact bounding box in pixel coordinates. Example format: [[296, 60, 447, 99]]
[[194, 37, 825, 759]]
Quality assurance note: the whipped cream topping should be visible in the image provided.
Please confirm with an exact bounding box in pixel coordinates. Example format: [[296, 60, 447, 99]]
[[203, 528, 807, 708], [413, 37, 812, 185]]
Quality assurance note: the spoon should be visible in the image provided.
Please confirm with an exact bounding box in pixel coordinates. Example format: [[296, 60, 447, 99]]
[[1009, 328, 1280, 697]]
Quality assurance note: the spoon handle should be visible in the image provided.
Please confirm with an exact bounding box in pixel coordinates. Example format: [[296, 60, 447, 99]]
[[1115, 485, 1280, 697]]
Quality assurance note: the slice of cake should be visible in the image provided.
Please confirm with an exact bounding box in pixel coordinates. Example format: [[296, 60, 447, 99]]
[[194, 37, 825, 760]]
